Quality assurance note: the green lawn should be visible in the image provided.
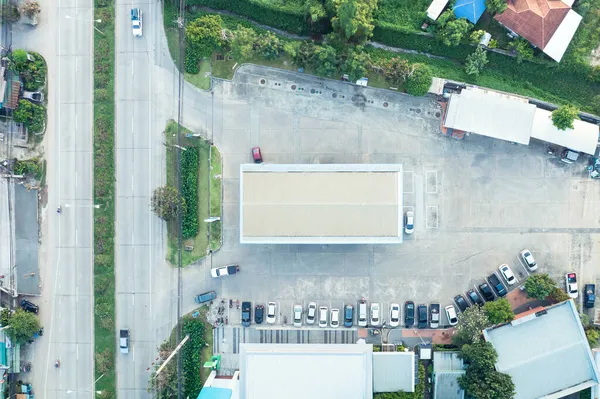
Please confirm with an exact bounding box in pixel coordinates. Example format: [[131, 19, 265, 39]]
[[164, 121, 222, 266]]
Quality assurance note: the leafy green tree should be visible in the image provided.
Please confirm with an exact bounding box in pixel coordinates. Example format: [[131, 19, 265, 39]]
[[293, 40, 318, 68], [185, 15, 223, 58], [586, 328, 599, 347], [551, 104, 579, 130], [437, 16, 472, 47], [483, 298, 514, 324], [465, 46, 488, 76], [589, 66, 600, 83], [508, 38, 533, 64], [341, 46, 371, 81], [12, 49, 29, 72], [151, 186, 186, 221], [14, 99, 35, 124], [380, 57, 410, 84], [1, 4, 20, 23], [524, 273, 557, 299], [460, 341, 498, 369], [331, 0, 377, 43], [230, 25, 258, 62], [469, 30, 485, 45], [314, 45, 339, 77], [255, 32, 282, 60], [453, 305, 492, 347], [305, 0, 327, 27], [405, 63, 433, 96], [486, 0, 508, 14], [592, 95, 600, 115], [550, 287, 570, 303], [459, 342, 516, 399], [5, 309, 40, 344]]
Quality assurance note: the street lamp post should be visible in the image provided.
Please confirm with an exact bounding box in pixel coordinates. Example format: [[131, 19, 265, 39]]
[[63, 203, 101, 209], [64, 15, 104, 34]]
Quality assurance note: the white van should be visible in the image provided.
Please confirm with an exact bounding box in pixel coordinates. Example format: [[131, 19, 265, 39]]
[[357, 300, 368, 327]]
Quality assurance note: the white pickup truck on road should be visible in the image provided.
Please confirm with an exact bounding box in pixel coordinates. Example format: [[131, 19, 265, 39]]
[[131, 8, 142, 37]]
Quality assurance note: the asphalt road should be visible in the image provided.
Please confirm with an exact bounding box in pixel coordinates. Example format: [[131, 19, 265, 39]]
[[114, 0, 180, 397]]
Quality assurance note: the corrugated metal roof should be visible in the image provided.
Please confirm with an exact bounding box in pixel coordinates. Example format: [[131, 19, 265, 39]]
[[433, 372, 465, 399], [444, 88, 536, 145], [453, 0, 487, 23], [530, 107, 598, 155], [433, 352, 465, 372], [372, 352, 415, 393]]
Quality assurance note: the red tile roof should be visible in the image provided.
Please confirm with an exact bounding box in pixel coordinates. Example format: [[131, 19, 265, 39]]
[[494, 0, 570, 49]]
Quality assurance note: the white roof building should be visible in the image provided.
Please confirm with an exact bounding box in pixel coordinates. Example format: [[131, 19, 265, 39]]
[[530, 108, 599, 155], [372, 352, 415, 393], [427, 0, 450, 20], [543, 10, 583, 62]]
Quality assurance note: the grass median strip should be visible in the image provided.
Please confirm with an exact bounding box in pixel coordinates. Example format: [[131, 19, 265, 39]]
[[93, 0, 116, 396]]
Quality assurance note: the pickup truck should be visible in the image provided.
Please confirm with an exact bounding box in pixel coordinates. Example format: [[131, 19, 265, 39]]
[[429, 303, 440, 328], [211, 265, 239, 278], [131, 8, 143, 37], [119, 329, 130, 354], [585, 284, 596, 308], [241, 302, 252, 327]]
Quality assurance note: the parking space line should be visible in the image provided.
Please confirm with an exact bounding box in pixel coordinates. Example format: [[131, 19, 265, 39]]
[[426, 171, 438, 194]]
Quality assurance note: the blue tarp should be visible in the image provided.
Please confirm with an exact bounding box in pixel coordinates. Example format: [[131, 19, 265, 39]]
[[196, 387, 232, 399], [453, 0, 486, 24]]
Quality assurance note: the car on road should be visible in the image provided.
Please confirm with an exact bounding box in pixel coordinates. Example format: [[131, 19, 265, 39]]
[[23, 91, 43, 103], [255, 304, 264, 324], [210, 264, 240, 278], [370, 303, 381, 326], [319, 306, 328, 328], [478, 282, 495, 302], [252, 146, 263, 163], [306, 302, 317, 325], [488, 273, 507, 297], [585, 284, 596, 308], [429, 303, 440, 328], [357, 299, 368, 327], [330, 308, 340, 328], [520, 249, 538, 271], [466, 289, 484, 306], [194, 290, 216, 304], [344, 305, 354, 328], [499, 264, 516, 285], [417, 304, 428, 328], [389, 303, 400, 327], [241, 302, 252, 327], [565, 273, 578, 299], [404, 211, 414, 234], [454, 295, 470, 312], [266, 302, 277, 324], [445, 305, 458, 326], [20, 299, 38, 314], [293, 305, 303, 327], [119, 329, 130, 354], [404, 301, 415, 328], [131, 8, 143, 37]]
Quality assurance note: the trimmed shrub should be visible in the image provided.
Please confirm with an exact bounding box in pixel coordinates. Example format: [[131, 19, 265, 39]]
[[180, 147, 199, 239]]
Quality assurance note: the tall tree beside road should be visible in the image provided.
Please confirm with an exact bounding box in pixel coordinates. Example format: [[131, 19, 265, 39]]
[[151, 186, 186, 221], [404, 63, 433, 96], [230, 25, 258, 61], [436, 11, 472, 47], [551, 104, 579, 130], [341, 45, 371, 81], [453, 305, 492, 347], [5, 309, 40, 344], [314, 44, 339, 77], [464, 46, 488, 76], [331, 0, 378, 43], [483, 298, 514, 324], [459, 342, 516, 399], [185, 15, 223, 72], [524, 273, 558, 299]]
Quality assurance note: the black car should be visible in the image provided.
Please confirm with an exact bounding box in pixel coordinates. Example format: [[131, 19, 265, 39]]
[[241, 302, 252, 327], [488, 273, 507, 297], [404, 301, 415, 327], [254, 304, 264, 324], [454, 295, 470, 312], [344, 305, 354, 328], [466, 289, 484, 306], [417, 304, 428, 328], [21, 299, 39, 314], [478, 283, 495, 302]]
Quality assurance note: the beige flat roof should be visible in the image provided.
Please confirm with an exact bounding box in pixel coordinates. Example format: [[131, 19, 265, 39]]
[[240, 164, 403, 244]]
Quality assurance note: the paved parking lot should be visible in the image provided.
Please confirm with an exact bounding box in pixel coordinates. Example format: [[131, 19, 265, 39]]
[[184, 65, 600, 346]]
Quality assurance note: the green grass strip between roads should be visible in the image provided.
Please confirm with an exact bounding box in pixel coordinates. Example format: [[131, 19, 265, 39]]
[[93, 0, 116, 397]]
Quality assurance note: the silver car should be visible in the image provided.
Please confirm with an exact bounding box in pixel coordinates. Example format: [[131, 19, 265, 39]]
[[306, 302, 317, 325], [520, 249, 538, 271], [319, 306, 328, 328], [293, 305, 303, 327]]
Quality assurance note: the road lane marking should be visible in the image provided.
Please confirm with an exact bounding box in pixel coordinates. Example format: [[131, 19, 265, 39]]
[[75, 172, 78, 187], [75, 113, 77, 130], [132, 175, 134, 191], [77, 344, 79, 359], [75, 228, 78, 245], [132, 60, 134, 76], [75, 58, 78, 72]]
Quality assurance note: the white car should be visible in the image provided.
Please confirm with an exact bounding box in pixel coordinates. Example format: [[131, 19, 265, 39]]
[[445, 305, 458, 326], [520, 249, 538, 271], [566, 273, 578, 299], [319, 306, 328, 328], [266, 302, 277, 324], [330, 308, 340, 328], [404, 211, 414, 234], [306, 302, 317, 324], [131, 8, 143, 37], [499, 264, 516, 285], [370, 303, 380, 326], [389, 303, 400, 327], [293, 305, 303, 327]]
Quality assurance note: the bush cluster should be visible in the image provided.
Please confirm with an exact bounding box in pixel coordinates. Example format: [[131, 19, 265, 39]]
[[181, 316, 207, 397], [14, 99, 45, 132], [12, 50, 47, 91], [13, 158, 42, 179], [180, 147, 199, 239]]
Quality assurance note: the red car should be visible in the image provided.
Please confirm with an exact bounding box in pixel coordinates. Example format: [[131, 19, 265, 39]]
[[252, 147, 263, 163]]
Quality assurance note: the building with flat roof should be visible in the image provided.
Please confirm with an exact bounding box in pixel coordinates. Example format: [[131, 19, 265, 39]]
[[238, 343, 374, 399], [373, 352, 415, 393], [240, 164, 403, 244], [432, 352, 466, 399], [483, 300, 600, 399]]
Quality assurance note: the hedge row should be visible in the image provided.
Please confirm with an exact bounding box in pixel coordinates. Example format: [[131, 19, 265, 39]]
[[181, 316, 207, 397], [185, 0, 329, 34], [180, 147, 199, 239]]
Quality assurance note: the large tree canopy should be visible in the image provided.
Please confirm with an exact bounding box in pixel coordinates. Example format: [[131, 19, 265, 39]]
[[331, 0, 377, 43]]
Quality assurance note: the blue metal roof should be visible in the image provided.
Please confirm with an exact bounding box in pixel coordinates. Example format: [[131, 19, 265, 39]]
[[196, 387, 232, 399], [453, 0, 486, 24]]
